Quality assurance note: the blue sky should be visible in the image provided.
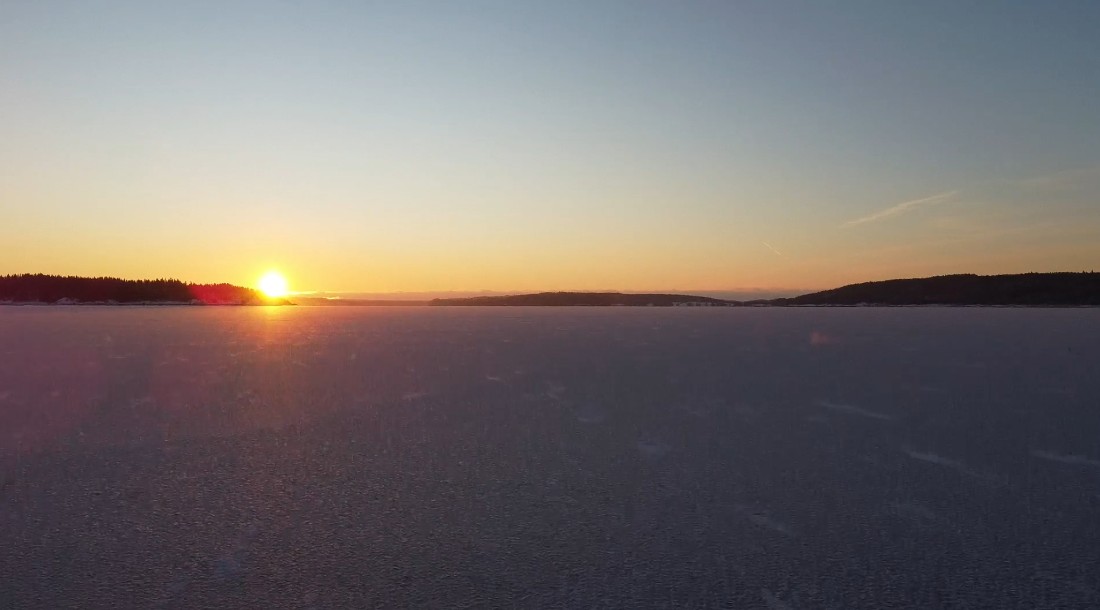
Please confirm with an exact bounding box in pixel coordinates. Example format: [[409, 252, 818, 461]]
[[2, 1, 1098, 292]]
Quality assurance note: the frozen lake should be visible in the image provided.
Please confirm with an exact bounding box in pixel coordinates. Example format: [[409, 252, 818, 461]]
[[2, 306, 1099, 608]]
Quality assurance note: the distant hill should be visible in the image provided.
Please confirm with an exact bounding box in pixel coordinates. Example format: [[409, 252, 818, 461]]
[[431, 292, 731, 306], [0, 274, 290, 305], [768, 272, 1100, 306], [432, 274, 1100, 307]]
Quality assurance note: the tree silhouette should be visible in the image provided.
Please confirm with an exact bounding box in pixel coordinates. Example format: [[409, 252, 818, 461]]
[[0, 274, 285, 304]]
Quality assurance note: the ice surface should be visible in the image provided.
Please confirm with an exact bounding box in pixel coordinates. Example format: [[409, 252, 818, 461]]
[[761, 587, 795, 609], [1031, 449, 1100, 468], [734, 504, 797, 538], [816, 399, 891, 420], [903, 448, 967, 469], [1, 306, 1100, 607]]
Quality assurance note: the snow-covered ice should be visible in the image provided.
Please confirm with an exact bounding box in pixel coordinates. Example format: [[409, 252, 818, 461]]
[[1, 305, 1099, 608]]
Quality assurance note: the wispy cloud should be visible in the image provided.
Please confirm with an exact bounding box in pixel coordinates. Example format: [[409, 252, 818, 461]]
[[761, 241, 786, 258], [842, 191, 958, 228]]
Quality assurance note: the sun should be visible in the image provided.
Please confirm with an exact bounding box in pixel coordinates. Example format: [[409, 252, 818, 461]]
[[258, 271, 290, 298]]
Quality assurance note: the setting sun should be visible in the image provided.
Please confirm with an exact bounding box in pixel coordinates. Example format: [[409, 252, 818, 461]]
[[258, 271, 289, 298]]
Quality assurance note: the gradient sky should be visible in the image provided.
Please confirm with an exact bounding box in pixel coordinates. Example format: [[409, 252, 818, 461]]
[[3, 1, 1099, 293]]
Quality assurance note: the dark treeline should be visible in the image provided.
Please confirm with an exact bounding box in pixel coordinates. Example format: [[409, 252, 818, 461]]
[[770, 272, 1100, 306], [0, 274, 280, 304]]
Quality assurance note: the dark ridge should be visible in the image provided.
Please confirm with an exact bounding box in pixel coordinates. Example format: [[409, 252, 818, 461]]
[[769, 272, 1100, 306], [0, 274, 291, 305], [430, 292, 731, 307]]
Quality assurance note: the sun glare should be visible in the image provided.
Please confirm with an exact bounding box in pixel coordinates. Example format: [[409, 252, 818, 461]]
[[258, 271, 289, 298]]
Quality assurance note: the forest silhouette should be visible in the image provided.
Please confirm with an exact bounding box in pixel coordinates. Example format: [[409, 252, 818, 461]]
[[0, 274, 287, 304]]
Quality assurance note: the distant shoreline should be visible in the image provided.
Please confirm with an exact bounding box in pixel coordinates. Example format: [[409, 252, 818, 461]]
[[6, 302, 1096, 308], [425, 273, 1100, 307], [0, 301, 286, 307], [3, 272, 1097, 307], [0, 275, 292, 306]]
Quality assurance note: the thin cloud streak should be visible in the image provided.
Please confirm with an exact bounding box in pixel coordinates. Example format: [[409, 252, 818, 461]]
[[842, 191, 959, 228], [761, 241, 785, 258]]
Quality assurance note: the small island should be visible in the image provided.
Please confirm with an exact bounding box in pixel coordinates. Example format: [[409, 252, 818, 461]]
[[0, 274, 292, 305]]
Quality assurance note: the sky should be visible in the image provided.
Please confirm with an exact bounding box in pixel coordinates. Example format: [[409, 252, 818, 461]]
[[2, 1, 1099, 294]]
